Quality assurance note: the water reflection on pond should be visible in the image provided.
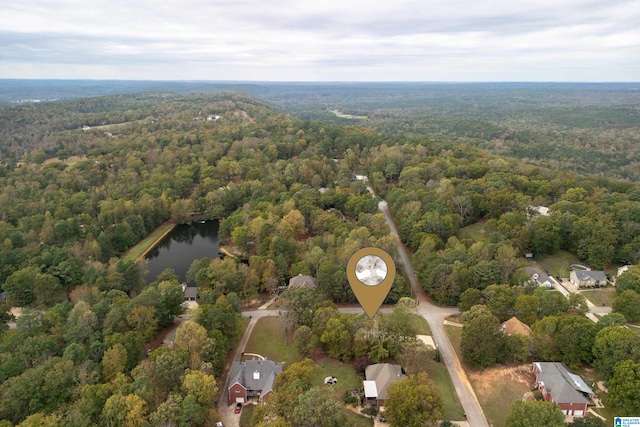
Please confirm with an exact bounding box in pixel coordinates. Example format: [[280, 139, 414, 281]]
[[145, 221, 220, 284]]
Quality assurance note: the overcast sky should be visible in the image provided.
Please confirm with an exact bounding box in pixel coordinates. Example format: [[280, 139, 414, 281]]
[[1, 0, 639, 81]]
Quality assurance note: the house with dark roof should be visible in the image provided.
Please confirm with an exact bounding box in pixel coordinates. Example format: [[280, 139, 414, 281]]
[[287, 274, 316, 289], [228, 359, 283, 404], [363, 363, 406, 410], [183, 286, 198, 301], [524, 267, 554, 288], [569, 270, 606, 288], [533, 362, 594, 417], [502, 317, 532, 337]]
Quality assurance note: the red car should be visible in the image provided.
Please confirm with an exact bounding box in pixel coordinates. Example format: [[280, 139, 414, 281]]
[[234, 403, 242, 414]]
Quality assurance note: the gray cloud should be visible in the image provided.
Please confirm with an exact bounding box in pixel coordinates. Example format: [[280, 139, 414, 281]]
[[0, 0, 638, 80]]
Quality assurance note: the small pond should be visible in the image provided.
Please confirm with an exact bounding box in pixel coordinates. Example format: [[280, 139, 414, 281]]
[[145, 221, 221, 284]]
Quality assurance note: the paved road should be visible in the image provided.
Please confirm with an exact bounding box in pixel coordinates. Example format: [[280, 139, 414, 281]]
[[377, 199, 490, 427], [219, 191, 489, 426], [549, 277, 613, 322]]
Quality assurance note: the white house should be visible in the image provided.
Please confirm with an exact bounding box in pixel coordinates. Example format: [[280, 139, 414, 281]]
[[524, 267, 553, 288]]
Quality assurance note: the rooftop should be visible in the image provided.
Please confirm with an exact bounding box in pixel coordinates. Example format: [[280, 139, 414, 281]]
[[364, 363, 405, 400]]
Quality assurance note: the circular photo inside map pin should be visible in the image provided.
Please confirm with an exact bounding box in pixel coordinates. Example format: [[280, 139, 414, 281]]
[[355, 254, 388, 286]]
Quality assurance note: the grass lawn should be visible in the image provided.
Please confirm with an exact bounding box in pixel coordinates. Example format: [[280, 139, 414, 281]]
[[425, 361, 466, 420], [409, 313, 432, 335], [445, 325, 463, 360], [122, 222, 176, 263], [244, 316, 300, 367], [591, 407, 615, 427], [44, 155, 88, 166], [343, 409, 374, 426], [457, 221, 486, 241], [581, 287, 617, 307], [538, 250, 582, 277], [239, 403, 255, 427], [313, 360, 363, 399]]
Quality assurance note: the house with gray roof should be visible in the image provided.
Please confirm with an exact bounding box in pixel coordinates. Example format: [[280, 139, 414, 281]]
[[524, 266, 553, 288], [533, 362, 594, 417], [228, 359, 283, 404], [363, 363, 406, 410], [288, 274, 316, 289], [569, 270, 606, 288], [183, 286, 198, 301]]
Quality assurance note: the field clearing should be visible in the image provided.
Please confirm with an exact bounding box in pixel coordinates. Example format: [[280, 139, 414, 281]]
[[243, 316, 300, 367], [329, 109, 368, 120], [468, 365, 534, 427], [44, 155, 88, 165], [444, 325, 531, 427], [581, 287, 617, 307], [538, 250, 582, 277], [122, 222, 176, 263], [457, 221, 486, 241], [88, 121, 135, 130]]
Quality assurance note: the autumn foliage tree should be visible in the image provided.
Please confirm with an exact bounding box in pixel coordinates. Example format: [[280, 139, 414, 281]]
[[384, 372, 443, 427]]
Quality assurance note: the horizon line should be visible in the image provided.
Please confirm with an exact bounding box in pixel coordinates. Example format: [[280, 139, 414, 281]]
[[1, 78, 639, 84]]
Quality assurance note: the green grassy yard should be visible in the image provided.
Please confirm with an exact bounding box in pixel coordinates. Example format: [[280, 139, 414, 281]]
[[581, 287, 617, 307], [244, 316, 300, 367], [457, 221, 486, 241], [538, 250, 582, 277], [122, 222, 176, 263], [425, 361, 465, 420], [313, 360, 363, 398], [409, 313, 432, 335], [239, 403, 254, 427], [343, 409, 374, 426], [445, 325, 463, 359]]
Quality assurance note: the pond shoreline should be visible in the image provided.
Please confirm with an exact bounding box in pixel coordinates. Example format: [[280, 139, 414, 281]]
[[136, 222, 178, 262], [121, 221, 177, 263]]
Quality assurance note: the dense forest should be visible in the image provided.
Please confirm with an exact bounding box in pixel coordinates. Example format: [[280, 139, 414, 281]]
[[1, 87, 639, 425]]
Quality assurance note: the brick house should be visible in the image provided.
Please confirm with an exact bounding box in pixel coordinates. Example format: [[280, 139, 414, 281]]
[[569, 270, 606, 288], [533, 362, 594, 417], [228, 359, 283, 404]]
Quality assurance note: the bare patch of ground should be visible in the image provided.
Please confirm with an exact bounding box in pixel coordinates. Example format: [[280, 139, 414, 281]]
[[467, 364, 534, 427]]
